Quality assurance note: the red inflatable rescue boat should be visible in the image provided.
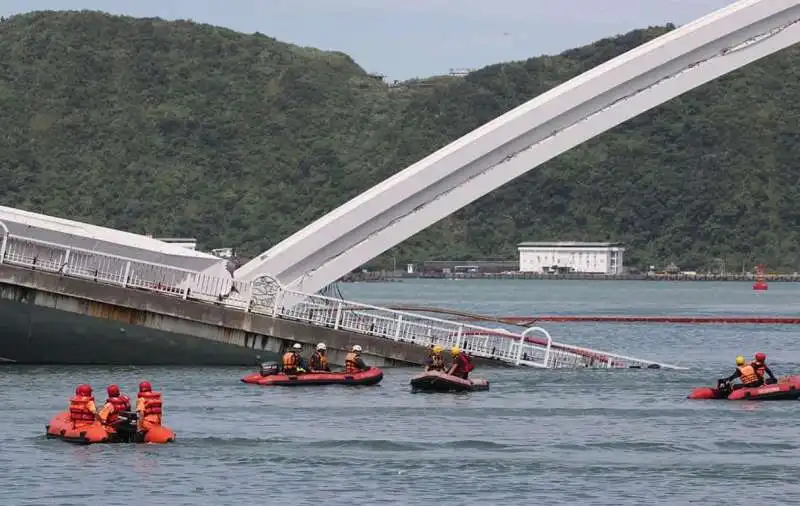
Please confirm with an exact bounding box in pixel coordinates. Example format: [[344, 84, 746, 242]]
[[45, 412, 176, 445], [241, 362, 383, 386], [688, 375, 800, 401], [410, 371, 489, 393]]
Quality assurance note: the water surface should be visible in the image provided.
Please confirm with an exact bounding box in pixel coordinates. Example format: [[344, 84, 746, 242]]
[[2, 280, 799, 505]]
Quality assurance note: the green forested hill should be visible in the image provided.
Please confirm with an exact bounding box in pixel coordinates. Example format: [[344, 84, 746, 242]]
[[1, 11, 798, 271]]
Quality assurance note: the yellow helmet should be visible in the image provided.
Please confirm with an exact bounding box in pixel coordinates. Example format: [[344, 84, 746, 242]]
[[432, 345, 443, 354], [735, 355, 745, 366], [451, 346, 461, 356]]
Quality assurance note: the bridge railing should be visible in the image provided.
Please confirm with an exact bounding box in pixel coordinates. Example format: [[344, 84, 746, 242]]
[[259, 286, 681, 369], [0, 233, 252, 307], [0, 231, 684, 369]]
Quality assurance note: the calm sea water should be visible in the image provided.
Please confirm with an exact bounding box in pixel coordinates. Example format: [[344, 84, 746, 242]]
[[2, 280, 799, 505]]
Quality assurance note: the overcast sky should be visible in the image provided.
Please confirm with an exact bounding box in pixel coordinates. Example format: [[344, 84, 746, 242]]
[[3, 0, 737, 80]]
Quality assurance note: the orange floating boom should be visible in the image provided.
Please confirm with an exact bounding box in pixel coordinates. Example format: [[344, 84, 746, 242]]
[[381, 305, 800, 325], [472, 315, 800, 325]]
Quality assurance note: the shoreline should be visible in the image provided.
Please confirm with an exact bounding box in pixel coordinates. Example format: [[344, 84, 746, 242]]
[[341, 272, 798, 283]]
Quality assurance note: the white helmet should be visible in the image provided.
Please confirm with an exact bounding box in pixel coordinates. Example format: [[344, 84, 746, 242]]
[[292, 343, 302, 350], [352, 345, 362, 352], [316, 343, 326, 351]]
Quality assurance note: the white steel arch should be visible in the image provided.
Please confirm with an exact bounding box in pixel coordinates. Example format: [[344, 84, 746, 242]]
[[235, 0, 800, 295]]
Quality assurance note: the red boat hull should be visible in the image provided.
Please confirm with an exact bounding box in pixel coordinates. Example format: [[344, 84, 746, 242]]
[[409, 371, 490, 393], [241, 367, 383, 386], [45, 412, 175, 444], [688, 375, 800, 401]]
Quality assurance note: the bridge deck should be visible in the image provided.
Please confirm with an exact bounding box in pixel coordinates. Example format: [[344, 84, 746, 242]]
[[0, 227, 686, 370]]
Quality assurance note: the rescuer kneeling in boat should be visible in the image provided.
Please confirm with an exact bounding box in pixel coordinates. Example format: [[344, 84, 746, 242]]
[[720, 355, 762, 389], [98, 384, 132, 427], [751, 352, 778, 384], [68, 384, 98, 427], [423, 344, 436, 365], [282, 343, 307, 374], [136, 381, 164, 433], [445, 347, 474, 379], [425, 345, 447, 372], [308, 342, 331, 372], [344, 345, 369, 373]]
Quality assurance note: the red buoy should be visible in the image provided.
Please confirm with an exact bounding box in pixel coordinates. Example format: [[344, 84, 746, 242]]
[[753, 264, 768, 291]]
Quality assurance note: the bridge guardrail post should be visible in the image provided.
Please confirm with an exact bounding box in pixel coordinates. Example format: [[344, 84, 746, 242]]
[[121, 261, 131, 287], [333, 300, 343, 329], [62, 249, 71, 275], [182, 272, 192, 299], [0, 221, 8, 264], [394, 315, 403, 341], [244, 282, 254, 312], [272, 286, 284, 317]]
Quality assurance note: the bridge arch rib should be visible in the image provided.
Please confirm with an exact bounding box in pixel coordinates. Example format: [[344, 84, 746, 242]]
[[234, 0, 800, 296]]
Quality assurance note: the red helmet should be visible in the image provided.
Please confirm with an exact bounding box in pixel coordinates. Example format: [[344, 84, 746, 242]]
[[107, 384, 121, 397], [138, 381, 152, 392], [76, 384, 92, 396], [755, 352, 767, 362]]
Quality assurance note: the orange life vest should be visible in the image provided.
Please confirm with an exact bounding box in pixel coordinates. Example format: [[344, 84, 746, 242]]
[[138, 391, 163, 424], [344, 352, 361, 373], [428, 353, 445, 371], [737, 364, 760, 385], [282, 352, 298, 370], [69, 395, 96, 423], [310, 352, 329, 371], [751, 360, 767, 378], [104, 395, 131, 423]]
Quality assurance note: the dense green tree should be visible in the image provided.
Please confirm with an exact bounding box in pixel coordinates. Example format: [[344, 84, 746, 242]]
[[0, 12, 798, 272]]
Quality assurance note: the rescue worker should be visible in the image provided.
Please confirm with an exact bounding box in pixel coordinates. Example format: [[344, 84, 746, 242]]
[[721, 355, 762, 389], [344, 345, 369, 373], [281, 343, 307, 374], [308, 342, 330, 372], [423, 344, 436, 367], [68, 384, 98, 426], [136, 380, 163, 433], [425, 345, 447, 372], [98, 384, 132, 426], [445, 346, 473, 379], [751, 352, 777, 384]]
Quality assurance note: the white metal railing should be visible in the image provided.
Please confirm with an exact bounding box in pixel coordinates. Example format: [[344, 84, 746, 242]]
[[257, 281, 684, 369], [0, 221, 8, 263], [0, 230, 686, 370]]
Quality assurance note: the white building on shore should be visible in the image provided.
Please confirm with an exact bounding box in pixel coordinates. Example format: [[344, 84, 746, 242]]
[[517, 241, 625, 275]]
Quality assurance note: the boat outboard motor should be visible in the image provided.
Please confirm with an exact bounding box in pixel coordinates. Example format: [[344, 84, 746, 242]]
[[259, 362, 279, 377]]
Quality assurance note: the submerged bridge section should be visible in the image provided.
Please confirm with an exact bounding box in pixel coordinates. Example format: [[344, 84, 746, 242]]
[[0, 223, 683, 369], [235, 0, 800, 296]]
